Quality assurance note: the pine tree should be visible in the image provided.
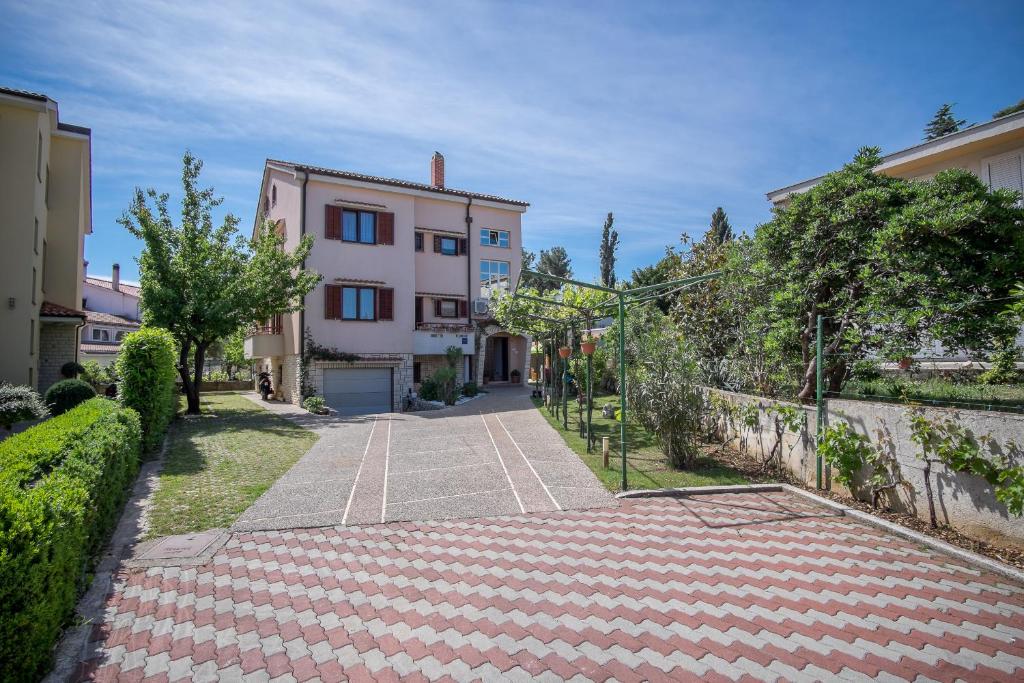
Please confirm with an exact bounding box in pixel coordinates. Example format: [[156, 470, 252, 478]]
[[536, 246, 572, 293], [598, 212, 619, 288], [924, 103, 966, 140], [709, 207, 732, 245]]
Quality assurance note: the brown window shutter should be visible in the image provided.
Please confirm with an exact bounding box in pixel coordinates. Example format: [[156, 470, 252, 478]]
[[377, 212, 395, 245], [459, 238, 468, 255], [325, 205, 341, 240], [324, 284, 341, 319], [433, 235, 442, 253], [378, 288, 394, 320], [434, 298, 442, 317], [459, 299, 468, 317]]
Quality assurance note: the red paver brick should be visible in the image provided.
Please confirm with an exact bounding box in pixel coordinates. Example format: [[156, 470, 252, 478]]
[[75, 493, 1024, 682]]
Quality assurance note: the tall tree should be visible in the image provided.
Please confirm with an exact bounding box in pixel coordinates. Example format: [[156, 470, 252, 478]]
[[993, 98, 1024, 119], [753, 147, 1024, 401], [598, 212, 619, 287], [121, 152, 320, 413], [924, 103, 966, 140], [709, 207, 733, 245], [629, 248, 681, 313], [535, 246, 573, 293], [519, 247, 539, 290]]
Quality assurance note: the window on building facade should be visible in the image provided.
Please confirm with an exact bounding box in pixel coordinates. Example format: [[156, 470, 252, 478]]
[[92, 328, 111, 342], [480, 229, 510, 248], [271, 184, 277, 207], [415, 232, 424, 252], [480, 259, 511, 292], [440, 236, 458, 255], [37, 132, 42, 181], [342, 209, 376, 244], [439, 299, 458, 318], [342, 286, 376, 320]]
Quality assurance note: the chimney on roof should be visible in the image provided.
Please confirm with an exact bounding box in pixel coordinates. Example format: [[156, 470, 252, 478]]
[[112, 263, 120, 292], [430, 151, 445, 189]]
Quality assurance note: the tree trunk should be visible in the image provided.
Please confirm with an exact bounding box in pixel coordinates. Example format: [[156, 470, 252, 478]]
[[186, 343, 208, 414], [177, 338, 197, 414], [922, 458, 938, 528]]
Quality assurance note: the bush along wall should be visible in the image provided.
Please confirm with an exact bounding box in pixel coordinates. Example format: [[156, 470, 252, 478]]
[[117, 327, 177, 452], [0, 398, 142, 680]]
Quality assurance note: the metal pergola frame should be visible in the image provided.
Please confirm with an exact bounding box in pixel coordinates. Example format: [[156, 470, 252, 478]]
[[511, 269, 720, 490]]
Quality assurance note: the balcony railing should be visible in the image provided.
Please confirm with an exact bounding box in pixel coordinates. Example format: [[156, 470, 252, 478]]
[[415, 322, 474, 333]]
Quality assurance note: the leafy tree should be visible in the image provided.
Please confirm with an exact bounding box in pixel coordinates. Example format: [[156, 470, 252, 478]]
[[629, 248, 682, 313], [753, 147, 1024, 401], [221, 328, 249, 380], [993, 98, 1024, 119], [519, 247, 539, 290], [535, 246, 573, 293], [598, 212, 619, 288], [121, 152, 320, 413], [709, 207, 733, 245], [924, 103, 966, 140]]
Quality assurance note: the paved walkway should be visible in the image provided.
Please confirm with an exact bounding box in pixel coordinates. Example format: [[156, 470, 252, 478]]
[[234, 388, 614, 530], [79, 491, 1024, 681]]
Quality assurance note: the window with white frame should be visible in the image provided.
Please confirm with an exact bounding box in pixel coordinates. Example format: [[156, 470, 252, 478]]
[[91, 328, 111, 342], [480, 259, 510, 293], [983, 150, 1024, 206], [480, 228, 510, 248]]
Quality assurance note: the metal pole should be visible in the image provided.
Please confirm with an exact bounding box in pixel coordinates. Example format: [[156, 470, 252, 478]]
[[586, 350, 593, 452], [618, 293, 628, 491], [562, 330, 569, 430], [815, 314, 824, 490]]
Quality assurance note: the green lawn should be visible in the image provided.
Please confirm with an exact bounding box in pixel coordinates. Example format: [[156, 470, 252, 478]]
[[146, 392, 318, 537], [533, 394, 749, 493]]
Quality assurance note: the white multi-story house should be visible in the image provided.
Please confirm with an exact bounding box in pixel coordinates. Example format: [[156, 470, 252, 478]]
[[246, 153, 530, 414], [80, 263, 141, 367]]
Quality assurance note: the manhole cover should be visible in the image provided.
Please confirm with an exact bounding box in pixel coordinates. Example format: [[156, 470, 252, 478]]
[[138, 529, 223, 560]]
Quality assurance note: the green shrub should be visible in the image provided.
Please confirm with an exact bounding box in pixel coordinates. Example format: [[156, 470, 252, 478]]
[[303, 396, 326, 414], [117, 327, 177, 452], [0, 383, 49, 430], [60, 361, 85, 379], [44, 378, 97, 416], [432, 366, 458, 405], [0, 398, 141, 680], [419, 376, 440, 402], [462, 381, 479, 397]]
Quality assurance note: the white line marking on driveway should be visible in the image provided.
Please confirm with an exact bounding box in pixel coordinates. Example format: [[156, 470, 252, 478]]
[[388, 461, 494, 476], [341, 416, 378, 526], [381, 417, 393, 523], [480, 412, 526, 513], [494, 412, 562, 510], [387, 487, 513, 507]]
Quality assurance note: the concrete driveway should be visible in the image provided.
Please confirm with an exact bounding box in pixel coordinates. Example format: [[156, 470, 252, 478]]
[[234, 387, 614, 530]]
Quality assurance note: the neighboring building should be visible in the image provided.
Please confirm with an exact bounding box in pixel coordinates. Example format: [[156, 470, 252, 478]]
[[246, 152, 530, 414], [0, 86, 91, 391], [80, 263, 142, 366], [767, 109, 1024, 366], [767, 109, 1024, 204]]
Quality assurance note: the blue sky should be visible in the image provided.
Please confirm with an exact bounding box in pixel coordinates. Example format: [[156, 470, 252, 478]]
[[3, 0, 1023, 284]]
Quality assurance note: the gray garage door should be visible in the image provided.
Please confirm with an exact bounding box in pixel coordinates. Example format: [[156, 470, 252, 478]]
[[323, 368, 392, 416]]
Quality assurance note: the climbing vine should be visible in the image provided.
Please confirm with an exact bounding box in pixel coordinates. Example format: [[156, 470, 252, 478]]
[[818, 421, 906, 509]]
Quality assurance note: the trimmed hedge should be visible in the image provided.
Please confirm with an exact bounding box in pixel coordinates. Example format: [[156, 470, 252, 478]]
[[117, 327, 177, 452], [44, 378, 97, 416], [0, 398, 141, 680]]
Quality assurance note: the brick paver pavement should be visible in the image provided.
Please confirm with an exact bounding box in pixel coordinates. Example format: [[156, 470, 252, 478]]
[[79, 491, 1024, 681]]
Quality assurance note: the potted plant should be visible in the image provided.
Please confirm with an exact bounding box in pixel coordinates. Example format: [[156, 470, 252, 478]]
[[511, 369, 521, 384], [558, 346, 571, 359], [580, 333, 597, 355], [898, 357, 913, 370]]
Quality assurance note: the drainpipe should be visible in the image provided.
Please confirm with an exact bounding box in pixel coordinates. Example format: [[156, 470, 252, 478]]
[[299, 169, 309, 366], [464, 195, 474, 381]]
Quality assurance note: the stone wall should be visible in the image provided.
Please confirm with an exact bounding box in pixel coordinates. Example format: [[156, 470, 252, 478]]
[[38, 322, 79, 392], [415, 354, 465, 388], [706, 387, 1024, 546]]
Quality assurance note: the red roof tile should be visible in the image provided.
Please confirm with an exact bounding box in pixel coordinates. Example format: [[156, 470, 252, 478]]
[[84, 276, 142, 298], [85, 310, 141, 326], [40, 301, 86, 318]]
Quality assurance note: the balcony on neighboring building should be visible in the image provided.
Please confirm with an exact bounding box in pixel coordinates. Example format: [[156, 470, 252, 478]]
[[244, 317, 284, 359]]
